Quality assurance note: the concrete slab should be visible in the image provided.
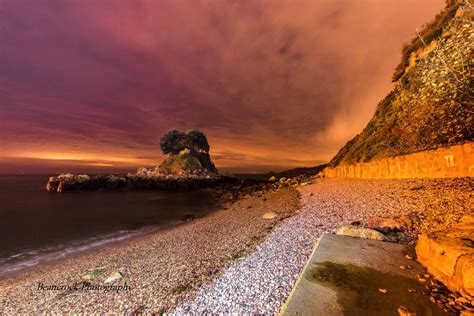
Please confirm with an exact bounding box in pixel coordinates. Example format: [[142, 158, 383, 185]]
[[280, 234, 445, 316]]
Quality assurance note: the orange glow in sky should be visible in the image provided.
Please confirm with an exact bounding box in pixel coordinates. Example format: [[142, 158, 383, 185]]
[[0, 0, 445, 174]]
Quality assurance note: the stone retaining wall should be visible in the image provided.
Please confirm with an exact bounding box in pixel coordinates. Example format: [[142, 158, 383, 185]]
[[323, 142, 474, 179]]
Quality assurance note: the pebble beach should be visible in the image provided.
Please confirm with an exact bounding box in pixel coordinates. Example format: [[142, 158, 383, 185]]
[[176, 177, 473, 314], [0, 177, 472, 314], [0, 188, 300, 313]]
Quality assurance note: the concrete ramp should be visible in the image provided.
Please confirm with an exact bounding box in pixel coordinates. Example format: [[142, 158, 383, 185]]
[[280, 234, 444, 316]]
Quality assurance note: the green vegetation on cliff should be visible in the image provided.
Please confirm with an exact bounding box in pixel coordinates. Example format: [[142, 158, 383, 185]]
[[330, 0, 473, 167], [392, 0, 462, 82]]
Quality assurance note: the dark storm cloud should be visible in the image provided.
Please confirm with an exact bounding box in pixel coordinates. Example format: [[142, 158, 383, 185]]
[[0, 0, 445, 173]]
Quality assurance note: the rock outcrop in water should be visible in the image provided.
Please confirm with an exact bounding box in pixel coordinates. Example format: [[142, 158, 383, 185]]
[[157, 129, 218, 176], [46, 174, 91, 192], [46, 129, 221, 192], [45, 172, 233, 192], [157, 148, 217, 176]]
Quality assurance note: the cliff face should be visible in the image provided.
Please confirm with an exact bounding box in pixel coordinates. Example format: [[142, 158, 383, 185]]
[[330, 1, 473, 167], [157, 148, 218, 176]]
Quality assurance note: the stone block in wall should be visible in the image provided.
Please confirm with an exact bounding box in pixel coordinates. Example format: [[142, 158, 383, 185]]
[[324, 142, 474, 179], [416, 215, 474, 297]]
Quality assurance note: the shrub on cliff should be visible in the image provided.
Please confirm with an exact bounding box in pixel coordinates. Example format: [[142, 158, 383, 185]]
[[160, 129, 211, 154], [392, 0, 461, 82], [186, 130, 210, 153], [160, 129, 187, 154]]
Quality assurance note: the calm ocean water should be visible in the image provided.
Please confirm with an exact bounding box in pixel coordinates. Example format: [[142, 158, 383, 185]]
[[0, 175, 221, 277]]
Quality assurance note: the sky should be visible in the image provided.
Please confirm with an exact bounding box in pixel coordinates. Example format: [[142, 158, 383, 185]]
[[0, 0, 445, 174]]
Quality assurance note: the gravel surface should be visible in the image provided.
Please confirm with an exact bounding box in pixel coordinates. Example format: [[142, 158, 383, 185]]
[[175, 177, 473, 314], [0, 189, 300, 313], [1, 178, 471, 313]]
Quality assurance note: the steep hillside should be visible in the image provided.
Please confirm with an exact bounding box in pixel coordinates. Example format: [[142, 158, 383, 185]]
[[234, 164, 326, 180], [330, 0, 473, 167]]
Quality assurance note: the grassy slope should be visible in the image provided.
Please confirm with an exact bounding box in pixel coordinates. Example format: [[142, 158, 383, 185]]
[[330, 0, 473, 167]]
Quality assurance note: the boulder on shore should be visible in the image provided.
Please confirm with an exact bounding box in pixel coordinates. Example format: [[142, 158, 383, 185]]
[[336, 225, 390, 241], [262, 211, 278, 219], [367, 215, 414, 233]]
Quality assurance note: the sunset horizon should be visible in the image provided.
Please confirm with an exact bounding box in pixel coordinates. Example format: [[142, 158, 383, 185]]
[[0, 0, 445, 174]]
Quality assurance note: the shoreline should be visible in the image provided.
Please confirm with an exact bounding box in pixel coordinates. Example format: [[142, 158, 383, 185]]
[[0, 185, 228, 280], [0, 221, 181, 280], [0, 186, 301, 313]]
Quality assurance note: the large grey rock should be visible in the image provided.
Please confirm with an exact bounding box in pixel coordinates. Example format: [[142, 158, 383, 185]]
[[368, 215, 414, 233], [336, 225, 390, 241]]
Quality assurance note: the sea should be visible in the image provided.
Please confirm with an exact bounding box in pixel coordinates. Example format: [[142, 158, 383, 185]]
[[0, 174, 221, 278]]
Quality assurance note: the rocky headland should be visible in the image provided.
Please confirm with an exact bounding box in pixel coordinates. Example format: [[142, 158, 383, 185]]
[[45, 172, 236, 193], [45, 130, 232, 193]]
